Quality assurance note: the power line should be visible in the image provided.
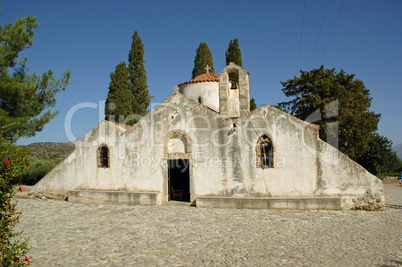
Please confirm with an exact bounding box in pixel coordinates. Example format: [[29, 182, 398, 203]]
[[239, 101, 267, 169], [296, 0, 307, 75], [319, 0, 345, 65], [309, 0, 330, 69]]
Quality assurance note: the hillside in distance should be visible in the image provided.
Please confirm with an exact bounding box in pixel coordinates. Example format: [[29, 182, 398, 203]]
[[27, 142, 75, 160], [393, 143, 402, 160]]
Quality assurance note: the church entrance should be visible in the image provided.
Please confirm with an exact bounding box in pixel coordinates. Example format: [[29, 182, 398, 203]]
[[168, 159, 190, 202]]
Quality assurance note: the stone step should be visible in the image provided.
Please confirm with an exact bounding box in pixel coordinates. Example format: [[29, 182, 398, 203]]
[[196, 196, 342, 210], [68, 190, 160, 206]]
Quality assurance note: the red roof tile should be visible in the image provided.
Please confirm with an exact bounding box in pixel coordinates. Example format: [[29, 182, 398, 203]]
[[178, 73, 219, 86], [110, 121, 132, 131]]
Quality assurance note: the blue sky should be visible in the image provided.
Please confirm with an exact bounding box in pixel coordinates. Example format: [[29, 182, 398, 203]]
[[1, 0, 401, 146]]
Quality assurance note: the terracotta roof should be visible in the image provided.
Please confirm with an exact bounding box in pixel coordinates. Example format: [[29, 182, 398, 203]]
[[178, 73, 219, 86], [110, 121, 132, 131]]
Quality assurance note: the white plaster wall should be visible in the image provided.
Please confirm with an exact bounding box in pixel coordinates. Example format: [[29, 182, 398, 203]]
[[229, 87, 240, 117], [179, 82, 219, 112], [188, 104, 321, 197], [186, 102, 383, 207], [31, 121, 128, 195]]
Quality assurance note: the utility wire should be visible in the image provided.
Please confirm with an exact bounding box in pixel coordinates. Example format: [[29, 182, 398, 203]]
[[238, 101, 267, 169], [309, 0, 330, 69], [296, 0, 307, 75], [319, 0, 345, 65]]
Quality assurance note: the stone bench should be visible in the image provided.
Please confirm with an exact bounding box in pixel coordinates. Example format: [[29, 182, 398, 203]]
[[68, 190, 160, 206], [196, 196, 342, 210]]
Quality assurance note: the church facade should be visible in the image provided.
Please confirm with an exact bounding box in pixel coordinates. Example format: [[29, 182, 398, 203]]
[[30, 63, 384, 210]]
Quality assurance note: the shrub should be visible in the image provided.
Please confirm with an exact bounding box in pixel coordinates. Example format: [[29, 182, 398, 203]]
[[0, 134, 30, 266], [19, 159, 59, 185], [380, 172, 400, 177]]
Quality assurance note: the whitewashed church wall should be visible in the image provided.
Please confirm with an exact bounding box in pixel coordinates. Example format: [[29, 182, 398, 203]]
[[186, 104, 321, 198], [30, 90, 384, 209], [30, 121, 128, 195]]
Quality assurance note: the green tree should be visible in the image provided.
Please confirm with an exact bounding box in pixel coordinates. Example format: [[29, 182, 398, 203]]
[[128, 31, 152, 122], [357, 133, 402, 176], [0, 11, 71, 140], [250, 98, 257, 111], [279, 66, 380, 160], [192, 42, 215, 79], [0, 131, 30, 266], [105, 62, 134, 124], [225, 38, 242, 83]]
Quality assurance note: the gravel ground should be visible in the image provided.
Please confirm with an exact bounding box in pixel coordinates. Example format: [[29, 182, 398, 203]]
[[14, 184, 402, 266]]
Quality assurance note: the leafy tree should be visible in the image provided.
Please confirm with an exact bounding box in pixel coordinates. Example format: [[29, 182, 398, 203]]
[[250, 98, 257, 111], [279, 66, 380, 160], [357, 133, 402, 176], [225, 38, 242, 83], [0, 11, 71, 141], [105, 62, 134, 124], [128, 31, 152, 122], [0, 131, 30, 266], [192, 42, 215, 79]]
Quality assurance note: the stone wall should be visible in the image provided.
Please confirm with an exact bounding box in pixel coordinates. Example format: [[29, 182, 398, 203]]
[[381, 176, 398, 183]]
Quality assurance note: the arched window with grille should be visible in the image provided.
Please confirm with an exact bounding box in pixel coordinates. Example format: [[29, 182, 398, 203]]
[[97, 145, 110, 168], [256, 135, 273, 169]]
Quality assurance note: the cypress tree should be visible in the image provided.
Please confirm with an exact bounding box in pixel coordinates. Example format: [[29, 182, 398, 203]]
[[225, 38, 242, 66], [225, 38, 242, 83], [192, 42, 215, 79], [250, 98, 257, 111], [105, 62, 134, 124], [128, 31, 152, 121]]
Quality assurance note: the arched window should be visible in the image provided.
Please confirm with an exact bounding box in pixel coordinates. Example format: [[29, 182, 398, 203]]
[[97, 145, 110, 168], [256, 135, 273, 168], [198, 96, 202, 104]]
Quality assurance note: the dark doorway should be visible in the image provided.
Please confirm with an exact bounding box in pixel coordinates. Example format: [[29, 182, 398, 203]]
[[168, 159, 190, 202]]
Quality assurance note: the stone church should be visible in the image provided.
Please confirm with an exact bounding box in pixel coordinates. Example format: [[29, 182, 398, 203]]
[[30, 63, 384, 210]]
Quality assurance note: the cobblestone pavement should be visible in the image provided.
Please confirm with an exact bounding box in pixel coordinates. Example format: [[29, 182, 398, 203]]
[[15, 184, 402, 266]]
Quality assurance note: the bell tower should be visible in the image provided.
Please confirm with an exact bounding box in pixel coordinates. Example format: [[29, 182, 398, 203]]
[[218, 63, 250, 120]]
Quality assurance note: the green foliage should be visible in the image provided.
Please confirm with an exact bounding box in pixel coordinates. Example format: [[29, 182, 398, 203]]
[[279, 66, 380, 160], [0, 131, 30, 266], [250, 98, 257, 111], [128, 31, 153, 124], [19, 158, 59, 185], [192, 42, 215, 79], [225, 38, 242, 83], [357, 133, 402, 176], [273, 105, 288, 113], [381, 172, 400, 177], [225, 38, 242, 66], [105, 62, 134, 124], [0, 11, 71, 141]]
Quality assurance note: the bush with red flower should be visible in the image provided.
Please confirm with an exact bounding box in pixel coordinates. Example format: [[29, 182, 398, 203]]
[[0, 132, 31, 266]]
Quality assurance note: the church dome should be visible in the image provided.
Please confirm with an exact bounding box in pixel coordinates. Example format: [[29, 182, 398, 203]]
[[178, 73, 219, 112]]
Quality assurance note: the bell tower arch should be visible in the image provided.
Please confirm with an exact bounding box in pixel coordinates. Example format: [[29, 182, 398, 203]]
[[218, 63, 250, 120]]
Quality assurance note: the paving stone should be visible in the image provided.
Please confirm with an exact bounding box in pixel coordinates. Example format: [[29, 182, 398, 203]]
[[12, 185, 402, 266]]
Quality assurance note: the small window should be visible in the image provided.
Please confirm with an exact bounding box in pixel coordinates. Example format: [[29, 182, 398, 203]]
[[198, 96, 202, 104], [256, 135, 273, 169], [260, 142, 272, 168], [97, 145, 110, 168]]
